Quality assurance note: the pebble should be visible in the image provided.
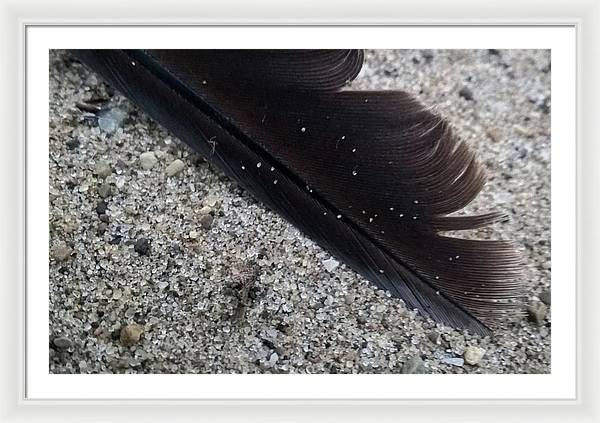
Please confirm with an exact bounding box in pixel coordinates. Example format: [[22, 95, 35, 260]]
[[199, 214, 213, 229], [458, 86, 474, 101], [97, 222, 107, 235], [401, 355, 426, 374], [189, 230, 199, 239], [441, 356, 464, 367], [463, 346, 486, 365], [53, 336, 73, 350], [52, 244, 73, 262], [486, 127, 500, 143], [199, 206, 213, 215], [97, 182, 112, 198], [97, 108, 126, 133], [344, 294, 354, 305], [268, 352, 279, 366], [166, 159, 185, 176], [357, 315, 368, 324], [427, 331, 441, 345], [134, 238, 150, 255], [120, 324, 144, 347], [514, 124, 535, 138], [94, 160, 112, 178], [539, 289, 551, 305], [65, 137, 80, 150], [139, 151, 158, 170], [322, 258, 340, 273], [203, 195, 219, 207], [527, 301, 547, 325], [96, 200, 108, 215], [110, 358, 130, 370]]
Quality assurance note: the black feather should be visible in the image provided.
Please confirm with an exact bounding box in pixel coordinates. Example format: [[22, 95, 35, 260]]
[[70, 49, 525, 335]]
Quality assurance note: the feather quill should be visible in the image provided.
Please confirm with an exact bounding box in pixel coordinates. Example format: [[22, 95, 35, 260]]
[[71, 49, 524, 335]]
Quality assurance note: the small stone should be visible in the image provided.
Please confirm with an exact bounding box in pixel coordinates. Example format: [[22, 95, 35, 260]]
[[139, 151, 158, 170], [65, 137, 80, 150], [166, 159, 185, 176], [189, 230, 199, 239], [344, 294, 354, 305], [97, 183, 112, 198], [268, 352, 279, 366], [488, 49, 501, 56], [514, 124, 534, 138], [322, 258, 339, 273], [97, 108, 126, 133], [199, 214, 213, 229], [199, 206, 213, 215], [97, 222, 107, 235], [52, 244, 73, 262], [134, 238, 150, 255], [203, 195, 219, 207], [109, 358, 130, 370], [109, 235, 122, 245], [96, 200, 108, 215], [401, 355, 426, 374], [427, 331, 441, 345], [120, 324, 143, 347], [527, 301, 547, 325], [486, 127, 500, 143], [78, 360, 88, 370], [99, 214, 110, 223], [52, 336, 72, 350], [458, 86, 474, 101], [539, 289, 551, 305], [357, 315, 368, 324], [94, 160, 112, 178], [463, 346, 486, 365], [441, 356, 464, 367], [421, 51, 434, 63]]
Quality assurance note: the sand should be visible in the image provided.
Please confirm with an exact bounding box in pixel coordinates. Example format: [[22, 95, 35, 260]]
[[49, 49, 551, 374]]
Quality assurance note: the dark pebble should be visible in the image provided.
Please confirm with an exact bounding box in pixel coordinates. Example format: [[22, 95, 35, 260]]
[[134, 238, 150, 255], [65, 137, 80, 150], [261, 338, 276, 350], [52, 336, 73, 350], [539, 290, 551, 305], [199, 214, 214, 229], [97, 182, 112, 198], [96, 200, 108, 215], [76, 101, 102, 113], [99, 214, 110, 223], [458, 86, 474, 101], [421, 51, 434, 63], [488, 49, 501, 56], [97, 222, 107, 235], [109, 235, 122, 245]]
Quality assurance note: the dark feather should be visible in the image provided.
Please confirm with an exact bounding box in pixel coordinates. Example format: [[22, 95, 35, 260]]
[[71, 49, 525, 335]]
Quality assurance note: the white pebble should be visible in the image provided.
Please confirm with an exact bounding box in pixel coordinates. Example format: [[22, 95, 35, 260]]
[[166, 159, 185, 176], [323, 258, 340, 272], [139, 151, 158, 170]]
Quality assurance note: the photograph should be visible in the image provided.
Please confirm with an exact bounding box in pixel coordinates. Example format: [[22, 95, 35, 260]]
[[48, 48, 551, 375]]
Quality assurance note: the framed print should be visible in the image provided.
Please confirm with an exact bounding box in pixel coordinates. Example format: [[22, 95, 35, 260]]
[[1, 0, 599, 422]]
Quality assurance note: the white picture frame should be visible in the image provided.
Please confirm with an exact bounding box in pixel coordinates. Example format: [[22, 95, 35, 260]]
[[2, 0, 599, 421]]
